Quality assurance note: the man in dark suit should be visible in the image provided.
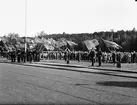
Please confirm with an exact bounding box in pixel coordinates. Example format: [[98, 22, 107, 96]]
[[89, 48, 95, 66], [112, 51, 116, 65], [96, 48, 102, 67]]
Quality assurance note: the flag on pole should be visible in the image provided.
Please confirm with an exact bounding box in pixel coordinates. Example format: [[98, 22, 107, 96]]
[[91, 39, 99, 46], [83, 40, 97, 50], [102, 39, 122, 49]]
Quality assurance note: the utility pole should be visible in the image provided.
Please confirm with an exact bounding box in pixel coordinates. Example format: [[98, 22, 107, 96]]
[[24, 0, 27, 62]]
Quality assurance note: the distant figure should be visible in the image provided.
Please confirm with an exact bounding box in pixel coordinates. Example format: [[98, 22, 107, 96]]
[[27, 50, 32, 63], [89, 48, 95, 66], [64, 48, 70, 64], [116, 52, 121, 68], [116, 52, 121, 62], [17, 49, 21, 63], [64, 51, 67, 62], [96, 48, 102, 67], [59, 51, 62, 60], [132, 51, 136, 63], [77, 51, 81, 63], [11, 49, 16, 62], [112, 51, 116, 65], [104, 52, 107, 63]]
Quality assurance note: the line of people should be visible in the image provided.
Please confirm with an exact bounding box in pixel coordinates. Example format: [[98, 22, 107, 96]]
[[41, 49, 137, 67], [64, 48, 103, 66], [7, 49, 41, 63]]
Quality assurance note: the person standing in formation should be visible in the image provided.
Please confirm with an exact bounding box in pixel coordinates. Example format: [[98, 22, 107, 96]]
[[132, 51, 136, 63], [89, 48, 95, 66], [64, 48, 70, 64], [112, 51, 116, 65], [96, 48, 102, 67], [77, 51, 81, 63]]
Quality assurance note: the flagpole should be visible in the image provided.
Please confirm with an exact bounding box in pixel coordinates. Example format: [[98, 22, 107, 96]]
[[25, 0, 27, 62], [111, 29, 114, 42]]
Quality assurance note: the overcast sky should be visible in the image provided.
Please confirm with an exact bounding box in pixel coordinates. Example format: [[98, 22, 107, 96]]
[[0, 0, 136, 37]]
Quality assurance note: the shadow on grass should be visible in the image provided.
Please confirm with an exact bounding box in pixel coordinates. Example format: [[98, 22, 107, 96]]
[[96, 81, 137, 88]]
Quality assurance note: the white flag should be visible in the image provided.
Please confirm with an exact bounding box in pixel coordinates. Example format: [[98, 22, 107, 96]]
[[91, 39, 99, 46]]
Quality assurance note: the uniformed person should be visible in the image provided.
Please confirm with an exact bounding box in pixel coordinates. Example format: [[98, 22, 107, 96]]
[[116, 52, 121, 68], [112, 51, 116, 65], [12, 49, 16, 62], [10, 51, 13, 62], [17, 49, 21, 63], [89, 48, 95, 66], [20, 50, 24, 62], [96, 48, 102, 67], [77, 51, 81, 63], [132, 51, 136, 63], [65, 48, 70, 64]]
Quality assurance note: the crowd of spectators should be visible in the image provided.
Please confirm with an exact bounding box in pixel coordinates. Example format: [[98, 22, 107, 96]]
[[40, 50, 137, 64]]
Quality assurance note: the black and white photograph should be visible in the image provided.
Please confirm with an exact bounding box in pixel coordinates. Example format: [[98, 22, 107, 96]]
[[0, 0, 137, 105]]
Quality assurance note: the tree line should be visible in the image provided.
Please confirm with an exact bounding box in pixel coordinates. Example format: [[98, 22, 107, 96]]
[[37, 28, 137, 52]]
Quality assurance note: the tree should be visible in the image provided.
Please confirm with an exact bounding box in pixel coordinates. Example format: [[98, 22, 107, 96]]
[[37, 31, 48, 38]]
